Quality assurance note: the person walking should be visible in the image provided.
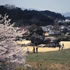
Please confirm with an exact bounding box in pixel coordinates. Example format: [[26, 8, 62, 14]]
[[61, 43, 64, 50], [36, 47, 38, 53], [33, 47, 35, 53], [27, 48, 29, 54]]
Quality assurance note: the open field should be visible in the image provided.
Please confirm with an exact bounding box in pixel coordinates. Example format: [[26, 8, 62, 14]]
[[22, 41, 70, 52], [17, 41, 70, 69], [16, 41, 70, 70], [27, 49, 70, 63], [26, 49, 70, 70], [17, 40, 70, 69]]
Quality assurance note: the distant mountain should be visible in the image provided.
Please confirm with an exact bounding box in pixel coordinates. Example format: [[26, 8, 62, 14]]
[[63, 12, 70, 17], [63, 12, 70, 19], [0, 5, 65, 26]]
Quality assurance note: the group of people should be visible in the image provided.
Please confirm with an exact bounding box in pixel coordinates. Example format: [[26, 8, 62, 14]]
[[26, 43, 64, 53], [33, 47, 38, 53], [27, 47, 38, 53]]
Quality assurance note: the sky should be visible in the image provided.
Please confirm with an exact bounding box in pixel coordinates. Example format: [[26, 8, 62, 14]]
[[0, 0, 70, 13]]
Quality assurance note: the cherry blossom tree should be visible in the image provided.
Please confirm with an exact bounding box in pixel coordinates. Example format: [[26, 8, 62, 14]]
[[0, 14, 26, 70]]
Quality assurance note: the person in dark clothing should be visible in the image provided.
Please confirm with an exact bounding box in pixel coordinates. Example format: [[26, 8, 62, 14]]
[[59, 44, 61, 51], [36, 47, 38, 53], [33, 47, 35, 53]]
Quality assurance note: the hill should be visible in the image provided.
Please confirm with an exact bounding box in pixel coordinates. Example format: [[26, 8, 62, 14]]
[[63, 12, 70, 19], [63, 12, 70, 17], [0, 5, 65, 26]]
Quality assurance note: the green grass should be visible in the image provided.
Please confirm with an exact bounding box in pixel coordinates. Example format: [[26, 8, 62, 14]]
[[26, 49, 70, 70], [26, 49, 70, 64], [1, 49, 70, 70]]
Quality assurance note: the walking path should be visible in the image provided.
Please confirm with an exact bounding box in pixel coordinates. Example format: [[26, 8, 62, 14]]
[[23, 41, 70, 52], [17, 40, 70, 52]]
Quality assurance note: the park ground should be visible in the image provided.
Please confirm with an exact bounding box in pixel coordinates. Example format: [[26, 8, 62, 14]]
[[17, 41, 70, 70], [23, 41, 70, 52], [26, 49, 70, 70]]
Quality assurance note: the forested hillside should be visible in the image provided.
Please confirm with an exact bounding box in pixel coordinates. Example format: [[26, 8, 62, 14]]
[[0, 5, 65, 26]]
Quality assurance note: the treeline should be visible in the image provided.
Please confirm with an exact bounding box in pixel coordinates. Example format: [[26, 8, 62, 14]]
[[0, 5, 65, 26]]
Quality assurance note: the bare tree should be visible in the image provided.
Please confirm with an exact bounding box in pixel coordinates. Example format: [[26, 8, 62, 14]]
[[0, 14, 26, 70]]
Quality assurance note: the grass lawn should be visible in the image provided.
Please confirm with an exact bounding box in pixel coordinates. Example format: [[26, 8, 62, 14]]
[[26, 49, 70, 70]]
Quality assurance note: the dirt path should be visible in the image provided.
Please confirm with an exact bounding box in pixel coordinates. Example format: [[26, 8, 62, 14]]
[[23, 41, 70, 52]]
